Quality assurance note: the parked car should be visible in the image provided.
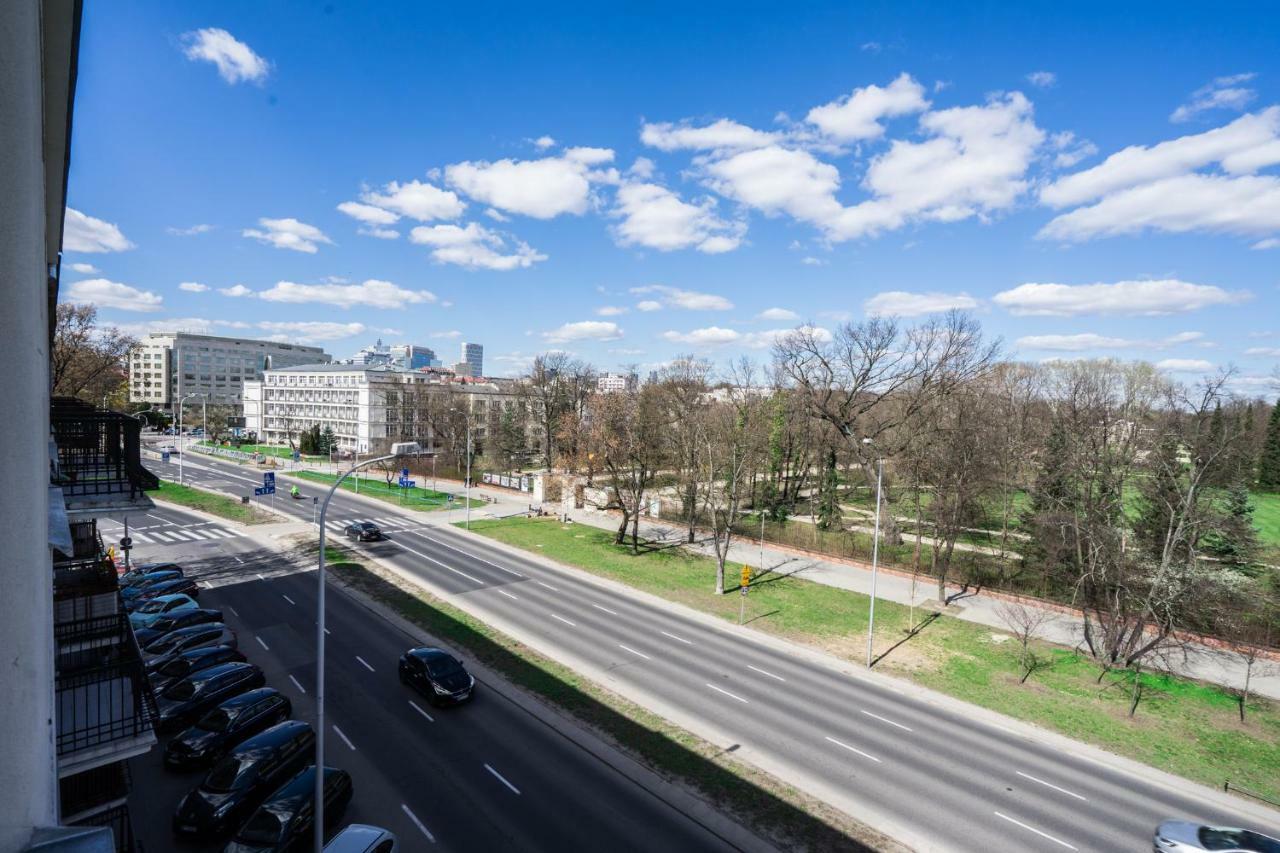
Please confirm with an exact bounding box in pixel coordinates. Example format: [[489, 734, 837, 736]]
[[1153, 821, 1280, 852], [156, 662, 266, 732], [148, 645, 246, 694], [123, 576, 201, 607], [119, 562, 183, 584], [135, 608, 224, 648], [324, 825, 398, 853], [120, 570, 184, 600], [128, 593, 200, 628], [166, 688, 292, 771], [224, 766, 354, 853], [343, 521, 382, 542], [398, 647, 475, 706], [172, 721, 316, 838], [143, 623, 238, 659]]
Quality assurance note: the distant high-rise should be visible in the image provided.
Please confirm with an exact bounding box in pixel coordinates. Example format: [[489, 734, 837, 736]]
[[461, 342, 483, 378], [390, 344, 435, 369]]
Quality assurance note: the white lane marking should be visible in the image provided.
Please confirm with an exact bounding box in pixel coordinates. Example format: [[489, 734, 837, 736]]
[[497, 590, 519, 600], [185, 529, 210, 540], [415, 531, 524, 576], [550, 613, 576, 627], [661, 630, 693, 645], [705, 683, 749, 704], [147, 513, 173, 525], [150, 531, 175, 542], [332, 724, 356, 751], [390, 540, 485, 584], [484, 763, 522, 795], [1015, 771, 1089, 802], [861, 709, 912, 732], [992, 812, 1077, 850], [400, 804, 436, 843], [131, 532, 154, 544], [619, 644, 650, 660], [256, 573, 267, 582], [229, 554, 245, 565], [747, 664, 786, 682], [409, 700, 434, 722], [536, 581, 559, 592], [824, 735, 881, 763], [591, 603, 619, 616], [168, 530, 194, 541], [281, 594, 295, 605], [255, 636, 269, 650], [323, 628, 331, 636], [356, 656, 375, 673], [227, 606, 240, 618]]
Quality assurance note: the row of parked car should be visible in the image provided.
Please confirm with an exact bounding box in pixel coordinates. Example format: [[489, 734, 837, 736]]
[[120, 562, 398, 853]]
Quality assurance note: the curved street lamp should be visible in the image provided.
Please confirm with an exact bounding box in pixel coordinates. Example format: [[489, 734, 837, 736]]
[[176, 393, 202, 485]]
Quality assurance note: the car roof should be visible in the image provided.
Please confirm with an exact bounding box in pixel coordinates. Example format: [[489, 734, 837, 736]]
[[264, 766, 348, 810], [180, 644, 236, 660], [325, 825, 391, 848], [409, 646, 451, 661], [167, 622, 227, 638], [232, 720, 313, 756], [218, 687, 280, 710], [188, 661, 254, 685], [148, 593, 193, 605], [352, 521, 378, 527]]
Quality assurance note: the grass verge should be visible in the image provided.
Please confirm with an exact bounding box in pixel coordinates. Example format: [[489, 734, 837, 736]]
[[465, 516, 1280, 804], [329, 547, 898, 852], [151, 478, 271, 524], [294, 470, 484, 512]]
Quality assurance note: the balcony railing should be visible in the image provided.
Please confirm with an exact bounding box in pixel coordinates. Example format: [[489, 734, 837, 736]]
[[60, 760, 130, 821], [51, 397, 160, 499], [55, 614, 157, 760], [71, 803, 140, 853]]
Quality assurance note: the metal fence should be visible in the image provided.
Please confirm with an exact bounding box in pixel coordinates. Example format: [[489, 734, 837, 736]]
[[74, 802, 141, 852], [51, 398, 160, 498], [55, 614, 157, 757]]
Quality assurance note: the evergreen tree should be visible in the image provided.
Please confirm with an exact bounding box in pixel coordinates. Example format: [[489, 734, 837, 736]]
[[319, 426, 337, 455], [764, 399, 788, 521], [1022, 418, 1078, 572], [1259, 399, 1280, 492], [1204, 481, 1260, 567], [1133, 434, 1186, 562], [815, 448, 842, 531]]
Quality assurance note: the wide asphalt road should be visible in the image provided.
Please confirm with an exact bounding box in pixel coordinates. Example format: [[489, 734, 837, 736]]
[[157, 449, 1280, 852], [114, 501, 746, 852]]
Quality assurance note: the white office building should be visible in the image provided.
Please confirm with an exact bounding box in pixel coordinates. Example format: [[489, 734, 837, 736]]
[[128, 332, 330, 411]]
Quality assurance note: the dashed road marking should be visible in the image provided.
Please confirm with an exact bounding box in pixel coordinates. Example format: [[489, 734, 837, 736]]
[[825, 735, 881, 763], [409, 701, 434, 722], [288, 675, 306, 694], [619, 644, 651, 660], [993, 812, 1077, 850], [861, 709, 913, 732], [660, 630, 693, 645], [356, 656, 376, 673], [332, 724, 356, 751], [705, 683, 749, 704], [497, 590, 519, 601], [400, 804, 436, 843], [550, 613, 576, 627], [282, 594, 295, 605], [255, 636, 269, 651], [747, 664, 786, 682], [591, 603, 619, 616], [484, 763, 521, 795], [1015, 771, 1088, 802]]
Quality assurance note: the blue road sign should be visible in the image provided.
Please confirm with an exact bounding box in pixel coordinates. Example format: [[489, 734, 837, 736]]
[[292, 450, 300, 462], [254, 486, 269, 496], [398, 477, 416, 488], [401, 467, 410, 478], [446, 494, 454, 503], [264, 472, 275, 486], [161, 451, 171, 463]]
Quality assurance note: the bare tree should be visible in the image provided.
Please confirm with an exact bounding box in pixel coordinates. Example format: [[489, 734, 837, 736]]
[[522, 352, 594, 470], [656, 356, 713, 543], [585, 384, 668, 551], [52, 303, 136, 403], [995, 600, 1055, 683]]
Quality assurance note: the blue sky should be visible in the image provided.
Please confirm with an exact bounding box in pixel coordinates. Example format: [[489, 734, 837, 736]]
[[62, 1, 1279, 389]]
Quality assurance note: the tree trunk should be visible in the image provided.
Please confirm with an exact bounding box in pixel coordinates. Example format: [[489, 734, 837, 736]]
[[1128, 664, 1144, 717], [614, 510, 629, 545]]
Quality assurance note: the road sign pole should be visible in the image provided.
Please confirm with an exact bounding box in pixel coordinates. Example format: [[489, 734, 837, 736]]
[[739, 587, 746, 625], [866, 457, 883, 668], [123, 517, 131, 570]]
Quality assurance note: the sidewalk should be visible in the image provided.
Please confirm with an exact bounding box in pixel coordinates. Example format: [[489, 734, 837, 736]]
[[561, 506, 1280, 700]]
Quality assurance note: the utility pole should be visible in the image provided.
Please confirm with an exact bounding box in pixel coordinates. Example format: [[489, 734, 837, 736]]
[[865, 452, 883, 668], [465, 418, 472, 529]]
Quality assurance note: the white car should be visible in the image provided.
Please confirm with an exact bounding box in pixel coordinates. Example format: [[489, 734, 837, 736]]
[[1155, 821, 1280, 852]]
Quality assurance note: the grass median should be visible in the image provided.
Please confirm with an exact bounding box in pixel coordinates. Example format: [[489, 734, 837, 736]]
[[324, 546, 897, 852], [151, 478, 272, 524], [293, 470, 485, 512], [464, 516, 1280, 804]]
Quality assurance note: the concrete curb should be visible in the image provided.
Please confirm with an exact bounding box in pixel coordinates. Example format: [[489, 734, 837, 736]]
[[434, 521, 1280, 833]]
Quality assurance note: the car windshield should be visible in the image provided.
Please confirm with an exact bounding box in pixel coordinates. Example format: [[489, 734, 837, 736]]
[[362, 523, 377, 530], [203, 755, 257, 792], [156, 658, 189, 677], [236, 808, 288, 843], [425, 656, 462, 678], [1240, 831, 1280, 853], [150, 617, 177, 631], [164, 678, 202, 701], [197, 707, 235, 733], [136, 599, 168, 614]]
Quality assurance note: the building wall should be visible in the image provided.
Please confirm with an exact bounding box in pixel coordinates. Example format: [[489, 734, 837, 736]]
[[0, 0, 61, 843], [462, 342, 483, 378]]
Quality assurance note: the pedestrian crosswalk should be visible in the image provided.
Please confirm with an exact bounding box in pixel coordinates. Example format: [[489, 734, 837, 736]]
[[323, 516, 426, 534], [118, 523, 246, 545]]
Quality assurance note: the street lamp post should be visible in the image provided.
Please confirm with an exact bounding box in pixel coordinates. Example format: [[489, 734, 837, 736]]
[[314, 441, 422, 853], [177, 393, 200, 485], [864, 446, 884, 668], [465, 420, 472, 530]]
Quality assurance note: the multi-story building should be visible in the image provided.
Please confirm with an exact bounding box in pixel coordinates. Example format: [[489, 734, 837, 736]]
[[461, 342, 483, 378], [4, 4, 160, 848], [128, 333, 330, 412], [349, 338, 391, 366], [244, 363, 523, 454], [389, 344, 435, 369], [597, 372, 637, 394]]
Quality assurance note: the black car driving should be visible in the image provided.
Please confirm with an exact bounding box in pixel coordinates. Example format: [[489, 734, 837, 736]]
[[148, 644, 246, 695], [143, 623, 238, 659], [223, 765, 354, 853], [172, 720, 315, 838], [156, 661, 265, 733], [343, 521, 382, 542], [398, 646, 475, 705], [165, 688, 292, 770], [135, 607, 224, 648]]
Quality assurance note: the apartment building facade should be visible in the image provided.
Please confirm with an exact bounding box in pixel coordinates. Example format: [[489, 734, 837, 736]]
[[128, 332, 331, 411]]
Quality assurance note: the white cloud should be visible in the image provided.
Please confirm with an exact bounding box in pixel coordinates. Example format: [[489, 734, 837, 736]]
[[661, 326, 740, 346], [444, 150, 615, 219], [358, 180, 464, 222], [178, 281, 208, 293], [800, 256, 827, 266], [596, 306, 629, 316], [1245, 346, 1280, 356], [166, 224, 214, 236], [636, 300, 663, 312], [1253, 237, 1280, 250], [65, 279, 162, 312], [432, 330, 463, 339], [628, 157, 656, 179], [630, 285, 733, 311], [180, 28, 269, 84], [360, 226, 400, 239], [219, 284, 252, 297], [484, 208, 510, 222], [702, 144, 845, 231], [68, 262, 99, 274], [242, 217, 333, 253], [742, 324, 832, 350], [640, 119, 778, 152], [543, 321, 623, 343], [337, 201, 399, 225], [864, 290, 979, 317], [258, 279, 437, 309], [1171, 73, 1257, 123], [805, 73, 929, 142], [409, 222, 547, 271], [1155, 358, 1215, 372], [63, 208, 134, 253], [757, 307, 799, 321], [611, 182, 742, 253], [1026, 71, 1057, 88], [1050, 131, 1098, 169], [533, 135, 556, 150], [1015, 331, 1206, 351], [994, 280, 1249, 316], [255, 321, 367, 343]]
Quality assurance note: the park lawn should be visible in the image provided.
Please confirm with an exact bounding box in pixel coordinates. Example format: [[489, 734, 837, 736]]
[[294, 470, 484, 512], [152, 479, 271, 524], [198, 441, 323, 461], [465, 515, 1280, 803]]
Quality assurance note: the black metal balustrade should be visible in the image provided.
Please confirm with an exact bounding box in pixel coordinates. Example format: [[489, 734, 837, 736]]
[[59, 760, 131, 820], [55, 613, 157, 758], [72, 802, 141, 852], [51, 397, 160, 498]]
